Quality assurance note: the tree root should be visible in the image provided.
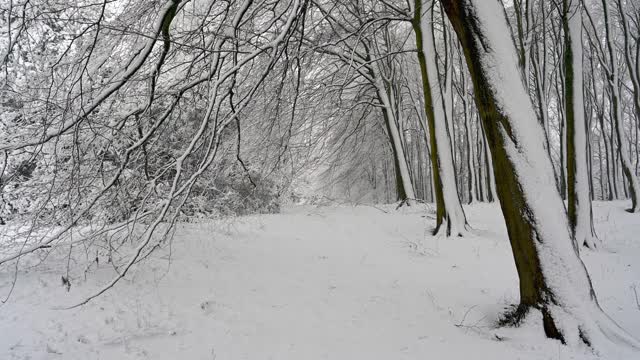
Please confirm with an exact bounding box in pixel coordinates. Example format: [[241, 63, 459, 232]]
[[497, 302, 640, 353], [497, 304, 531, 327]]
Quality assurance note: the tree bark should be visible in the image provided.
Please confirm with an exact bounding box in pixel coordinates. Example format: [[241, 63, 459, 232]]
[[562, 0, 598, 248], [439, 0, 639, 347], [412, 0, 468, 235], [601, 0, 640, 212], [373, 69, 417, 203]]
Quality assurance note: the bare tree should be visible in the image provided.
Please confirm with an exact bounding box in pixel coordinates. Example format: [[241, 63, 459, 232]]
[[0, 0, 308, 304], [413, 0, 469, 236], [562, 0, 598, 248], [440, 0, 639, 347]]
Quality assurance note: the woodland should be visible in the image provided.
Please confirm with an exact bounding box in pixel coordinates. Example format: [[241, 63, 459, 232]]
[[0, 0, 640, 358]]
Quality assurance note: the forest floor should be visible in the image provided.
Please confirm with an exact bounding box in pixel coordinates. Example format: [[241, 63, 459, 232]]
[[0, 201, 639, 359]]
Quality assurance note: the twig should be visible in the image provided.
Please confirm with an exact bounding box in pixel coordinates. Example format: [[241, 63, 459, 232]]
[[455, 305, 478, 327]]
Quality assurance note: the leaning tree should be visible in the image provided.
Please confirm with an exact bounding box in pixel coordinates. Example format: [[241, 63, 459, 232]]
[[439, 0, 639, 348]]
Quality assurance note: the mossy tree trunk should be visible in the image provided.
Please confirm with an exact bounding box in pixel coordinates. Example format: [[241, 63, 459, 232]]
[[439, 0, 639, 348], [412, 0, 468, 236]]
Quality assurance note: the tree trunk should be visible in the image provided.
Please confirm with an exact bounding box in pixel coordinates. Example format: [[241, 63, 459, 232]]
[[616, 0, 640, 171], [412, 0, 468, 236], [439, 0, 639, 348], [481, 121, 497, 202], [601, 0, 640, 212], [476, 113, 485, 201], [598, 136, 604, 200], [462, 71, 476, 203], [563, 0, 598, 248], [375, 77, 417, 202]]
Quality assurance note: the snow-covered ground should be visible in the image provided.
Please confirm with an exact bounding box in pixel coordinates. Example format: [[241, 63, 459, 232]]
[[1, 201, 638, 359]]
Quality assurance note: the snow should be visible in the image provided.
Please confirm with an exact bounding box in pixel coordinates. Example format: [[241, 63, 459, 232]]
[[419, 9, 468, 235], [463, 0, 637, 349], [1, 201, 638, 359], [372, 68, 416, 200], [0, 0, 178, 152], [601, 0, 640, 213], [566, 0, 596, 248]]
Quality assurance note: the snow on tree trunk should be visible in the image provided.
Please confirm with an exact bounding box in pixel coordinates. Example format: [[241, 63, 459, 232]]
[[617, 0, 640, 138], [412, 0, 468, 236], [463, 83, 476, 203], [485, 135, 498, 201], [480, 120, 498, 202], [601, 0, 640, 213], [563, 0, 598, 249], [372, 67, 417, 202], [443, 44, 456, 172], [440, 0, 640, 349]]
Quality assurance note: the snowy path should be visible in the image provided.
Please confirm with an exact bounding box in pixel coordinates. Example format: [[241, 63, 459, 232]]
[[1, 202, 639, 359]]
